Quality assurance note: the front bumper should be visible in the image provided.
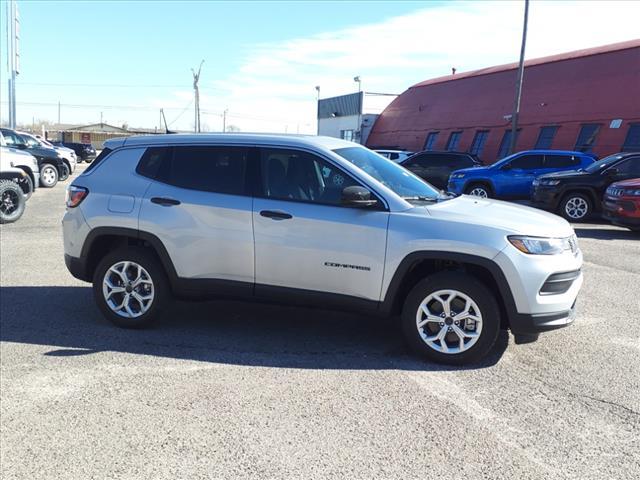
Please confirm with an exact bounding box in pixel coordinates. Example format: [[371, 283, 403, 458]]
[[447, 178, 465, 195], [602, 197, 640, 228], [510, 303, 576, 336], [531, 185, 561, 210]]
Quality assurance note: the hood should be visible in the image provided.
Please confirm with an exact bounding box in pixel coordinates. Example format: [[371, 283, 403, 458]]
[[452, 165, 489, 175], [538, 169, 589, 180], [424, 195, 574, 237], [611, 178, 640, 188]]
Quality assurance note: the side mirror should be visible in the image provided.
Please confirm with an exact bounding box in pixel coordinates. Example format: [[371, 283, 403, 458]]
[[341, 186, 379, 208], [16, 143, 27, 150]]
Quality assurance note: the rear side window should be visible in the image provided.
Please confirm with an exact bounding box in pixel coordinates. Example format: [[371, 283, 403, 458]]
[[83, 147, 112, 174], [161, 146, 248, 195], [544, 155, 577, 168], [136, 147, 171, 179]]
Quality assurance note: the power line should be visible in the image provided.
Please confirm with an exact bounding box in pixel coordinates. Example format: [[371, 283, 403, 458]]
[[0, 100, 193, 112], [19, 81, 229, 92]]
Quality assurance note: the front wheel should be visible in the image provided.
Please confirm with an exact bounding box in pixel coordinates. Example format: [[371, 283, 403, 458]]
[[0, 180, 26, 224], [39, 164, 59, 188], [465, 183, 491, 198], [93, 247, 171, 328], [559, 193, 592, 222], [59, 162, 70, 181], [401, 272, 501, 365]]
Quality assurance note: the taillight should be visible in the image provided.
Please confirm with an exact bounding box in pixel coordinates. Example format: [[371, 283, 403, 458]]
[[66, 185, 88, 208]]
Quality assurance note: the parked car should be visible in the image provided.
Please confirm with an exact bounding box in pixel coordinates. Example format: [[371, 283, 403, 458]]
[[63, 134, 583, 366], [21, 132, 77, 174], [532, 152, 640, 221], [0, 128, 66, 188], [374, 149, 413, 163], [0, 133, 39, 199], [0, 165, 27, 224], [400, 151, 481, 190], [0, 148, 36, 200], [448, 150, 596, 199], [602, 178, 640, 231], [53, 141, 96, 163]]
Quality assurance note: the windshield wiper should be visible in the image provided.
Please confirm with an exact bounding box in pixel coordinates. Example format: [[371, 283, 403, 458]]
[[402, 195, 438, 202]]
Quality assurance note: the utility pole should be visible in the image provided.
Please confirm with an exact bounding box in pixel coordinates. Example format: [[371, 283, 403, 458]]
[[191, 60, 204, 133], [100, 111, 103, 125], [6, 0, 20, 128], [315, 86, 320, 135], [354, 76, 362, 143], [57, 100, 61, 124], [509, 0, 529, 156], [222, 108, 228, 132]]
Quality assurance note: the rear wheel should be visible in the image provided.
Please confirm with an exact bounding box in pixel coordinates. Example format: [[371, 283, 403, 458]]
[[401, 272, 500, 365], [0, 180, 26, 224], [93, 247, 171, 328], [39, 164, 59, 188], [560, 192, 592, 221], [465, 183, 491, 198]]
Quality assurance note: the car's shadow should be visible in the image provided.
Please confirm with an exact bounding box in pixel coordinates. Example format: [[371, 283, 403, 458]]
[[573, 226, 638, 240], [0, 286, 509, 371]]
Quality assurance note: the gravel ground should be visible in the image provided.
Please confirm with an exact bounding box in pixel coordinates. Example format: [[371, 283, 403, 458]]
[[1, 164, 639, 479]]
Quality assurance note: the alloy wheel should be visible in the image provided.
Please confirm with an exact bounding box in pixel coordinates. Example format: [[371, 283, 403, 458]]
[[469, 187, 488, 198], [415, 289, 483, 354], [564, 196, 588, 220], [1, 189, 20, 215], [102, 261, 155, 318]]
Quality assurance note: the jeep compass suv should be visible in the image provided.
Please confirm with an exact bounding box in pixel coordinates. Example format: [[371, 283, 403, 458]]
[[63, 134, 583, 365]]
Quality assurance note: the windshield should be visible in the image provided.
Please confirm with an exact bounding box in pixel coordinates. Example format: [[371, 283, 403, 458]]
[[584, 154, 624, 173], [492, 152, 520, 167], [333, 146, 441, 200]]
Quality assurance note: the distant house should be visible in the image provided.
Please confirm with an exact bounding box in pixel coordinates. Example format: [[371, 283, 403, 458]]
[[46, 122, 161, 149], [366, 39, 640, 162]]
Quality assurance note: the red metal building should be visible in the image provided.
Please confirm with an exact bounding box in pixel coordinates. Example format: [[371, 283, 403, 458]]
[[366, 40, 640, 163]]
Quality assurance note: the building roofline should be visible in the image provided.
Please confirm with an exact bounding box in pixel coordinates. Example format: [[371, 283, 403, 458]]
[[411, 39, 640, 89]]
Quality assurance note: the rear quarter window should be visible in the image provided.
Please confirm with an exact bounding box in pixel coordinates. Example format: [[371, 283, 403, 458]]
[[83, 147, 112, 174]]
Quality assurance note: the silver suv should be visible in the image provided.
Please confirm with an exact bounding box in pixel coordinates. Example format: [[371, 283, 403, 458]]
[[62, 134, 583, 365]]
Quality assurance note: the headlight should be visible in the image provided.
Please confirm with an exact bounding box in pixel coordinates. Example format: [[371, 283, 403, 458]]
[[450, 173, 465, 179], [540, 179, 560, 186], [508, 235, 575, 255]]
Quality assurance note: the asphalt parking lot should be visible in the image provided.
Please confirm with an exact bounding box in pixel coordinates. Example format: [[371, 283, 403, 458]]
[[1, 164, 639, 480]]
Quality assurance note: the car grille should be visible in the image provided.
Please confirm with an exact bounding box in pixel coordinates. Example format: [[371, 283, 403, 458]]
[[607, 187, 624, 197]]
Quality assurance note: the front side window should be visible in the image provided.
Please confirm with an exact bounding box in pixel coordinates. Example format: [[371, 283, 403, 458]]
[[1, 130, 25, 147], [612, 157, 640, 176], [333, 146, 441, 200], [544, 154, 577, 168], [575, 124, 600, 152], [161, 146, 248, 195], [260, 148, 360, 205], [446, 131, 462, 151], [509, 154, 544, 170]]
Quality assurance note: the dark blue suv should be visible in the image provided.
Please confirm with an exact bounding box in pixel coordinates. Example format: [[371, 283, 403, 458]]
[[447, 150, 596, 199]]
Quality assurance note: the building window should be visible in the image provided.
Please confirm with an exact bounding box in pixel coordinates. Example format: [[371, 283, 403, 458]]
[[497, 129, 521, 159], [535, 126, 558, 149], [423, 132, 439, 151], [574, 124, 600, 152], [468, 131, 489, 157], [446, 131, 462, 151], [622, 123, 640, 152], [340, 129, 354, 142]]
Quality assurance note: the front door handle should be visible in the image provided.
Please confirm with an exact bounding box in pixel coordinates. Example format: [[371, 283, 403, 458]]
[[260, 210, 292, 220], [151, 197, 181, 206]]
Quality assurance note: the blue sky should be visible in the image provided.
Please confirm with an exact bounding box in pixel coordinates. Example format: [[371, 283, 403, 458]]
[[2, 1, 639, 132]]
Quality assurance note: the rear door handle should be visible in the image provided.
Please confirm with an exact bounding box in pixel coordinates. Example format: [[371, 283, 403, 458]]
[[260, 210, 292, 220], [151, 197, 181, 206]]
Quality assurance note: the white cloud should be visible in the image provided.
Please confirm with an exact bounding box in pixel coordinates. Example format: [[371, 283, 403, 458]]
[[177, 0, 638, 134]]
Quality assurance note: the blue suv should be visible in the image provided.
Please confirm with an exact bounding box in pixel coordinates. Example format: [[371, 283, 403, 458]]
[[447, 150, 596, 199]]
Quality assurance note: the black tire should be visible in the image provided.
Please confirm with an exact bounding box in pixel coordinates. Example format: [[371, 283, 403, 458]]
[[59, 162, 70, 181], [401, 271, 501, 365], [17, 174, 33, 200], [92, 247, 171, 329], [0, 180, 26, 224], [39, 163, 59, 188], [559, 192, 592, 222], [464, 183, 492, 198]]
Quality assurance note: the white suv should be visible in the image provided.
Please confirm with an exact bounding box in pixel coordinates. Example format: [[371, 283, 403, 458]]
[[62, 134, 583, 365]]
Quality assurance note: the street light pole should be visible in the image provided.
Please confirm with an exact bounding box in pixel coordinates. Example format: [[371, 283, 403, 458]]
[[315, 86, 321, 135], [509, 0, 529, 156], [222, 108, 228, 132], [353, 76, 362, 143]]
